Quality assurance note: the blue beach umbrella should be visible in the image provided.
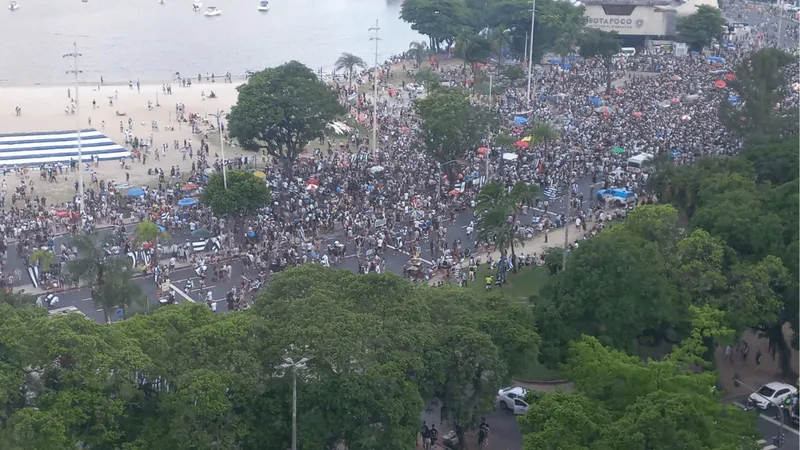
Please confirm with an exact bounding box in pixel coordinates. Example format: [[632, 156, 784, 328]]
[[178, 197, 198, 207], [513, 116, 528, 124]]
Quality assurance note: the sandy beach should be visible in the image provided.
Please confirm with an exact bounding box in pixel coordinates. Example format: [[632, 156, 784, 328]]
[[0, 81, 254, 202]]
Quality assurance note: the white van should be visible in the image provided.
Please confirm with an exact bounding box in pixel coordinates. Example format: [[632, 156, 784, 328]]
[[626, 153, 653, 174]]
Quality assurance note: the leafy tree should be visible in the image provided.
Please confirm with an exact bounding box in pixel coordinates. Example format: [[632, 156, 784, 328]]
[[718, 48, 797, 146], [334, 52, 366, 86], [200, 169, 271, 218], [475, 182, 540, 271], [227, 61, 345, 176], [400, 0, 471, 50], [407, 40, 429, 67], [744, 138, 799, 185], [413, 87, 492, 185], [92, 258, 148, 323], [528, 122, 559, 167], [414, 67, 442, 91], [502, 65, 525, 86], [454, 29, 493, 65], [534, 207, 682, 365], [65, 233, 108, 288], [132, 220, 173, 268], [578, 28, 621, 93], [521, 308, 759, 450], [676, 4, 726, 51]]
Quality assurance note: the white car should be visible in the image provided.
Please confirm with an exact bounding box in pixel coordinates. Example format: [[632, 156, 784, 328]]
[[405, 83, 424, 94], [747, 382, 797, 410], [497, 386, 529, 415]]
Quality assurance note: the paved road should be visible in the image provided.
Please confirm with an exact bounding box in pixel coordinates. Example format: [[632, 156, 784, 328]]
[[729, 396, 800, 449]]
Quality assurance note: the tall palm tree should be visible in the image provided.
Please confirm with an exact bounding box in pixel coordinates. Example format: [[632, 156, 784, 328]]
[[475, 182, 540, 272], [488, 26, 511, 64], [65, 233, 108, 288], [334, 52, 367, 87], [529, 122, 559, 170], [407, 41, 428, 68], [132, 221, 173, 270], [92, 258, 147, 323]]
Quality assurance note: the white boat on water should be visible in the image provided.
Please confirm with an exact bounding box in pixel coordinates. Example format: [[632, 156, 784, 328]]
[[192, 0, 201, 10], [257, 0, 269, 11], [9, 1, 19, 10], [203, 5, 220, 16]]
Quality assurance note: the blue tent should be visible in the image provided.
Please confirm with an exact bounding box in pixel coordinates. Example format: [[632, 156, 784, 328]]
[[708, 56, 726, 63], [547, 58, 561, 64], [513, 116, 528, 124], [561, 62, 571, 70], [589, 97, 603, 106], [728, 95, 740, 104], [178, 197, 197, 206], [127, 188, 144, 197]]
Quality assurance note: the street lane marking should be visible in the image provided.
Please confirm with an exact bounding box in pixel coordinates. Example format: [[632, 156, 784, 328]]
[[733, 402, 800, 436], [169, 284, 195, 303], [81, 297, 92, 302]]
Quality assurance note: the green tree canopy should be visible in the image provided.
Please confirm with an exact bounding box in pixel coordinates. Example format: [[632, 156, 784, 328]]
[[578, 28, 622, 93], [520, 308, 759, 450], [718, 48, 798, 146], [200, 169, 271, 217], [676, 4, 726, 51], [227, 61, 345, 175], [0, 265, 540, 449], [413, 87, 492, 185]]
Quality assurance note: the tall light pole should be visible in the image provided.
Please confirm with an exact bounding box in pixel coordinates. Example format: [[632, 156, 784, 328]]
[[562, 149, 580, 271], [276, 356, 313, 450], [208, 110, 228, 189], [64, 42, 85, 215], [733, 375, 788, 448], [369, 20, 381, 154], [526, 0, 536, 105], [776, 0, 784, 48]]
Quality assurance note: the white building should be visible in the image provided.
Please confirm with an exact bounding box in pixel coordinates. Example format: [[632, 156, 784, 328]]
[[583, 0, 720, 37]]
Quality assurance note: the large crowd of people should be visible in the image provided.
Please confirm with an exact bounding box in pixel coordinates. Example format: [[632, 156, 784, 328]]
[[1, 1, 797, 300]]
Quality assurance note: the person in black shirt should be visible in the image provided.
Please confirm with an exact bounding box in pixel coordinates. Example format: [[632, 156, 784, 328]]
[[429, 424, 438, 449], [478, 418, 490, 449], [421, 424, 431, 450]]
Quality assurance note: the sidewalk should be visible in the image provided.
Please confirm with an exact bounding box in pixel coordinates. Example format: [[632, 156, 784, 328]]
[[716, 327, 799, 400]]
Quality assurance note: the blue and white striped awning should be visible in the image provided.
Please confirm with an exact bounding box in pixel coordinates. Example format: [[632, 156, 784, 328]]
[[0, 129, 130, 166]]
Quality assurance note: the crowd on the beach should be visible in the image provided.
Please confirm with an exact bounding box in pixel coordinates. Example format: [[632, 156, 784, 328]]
[[0, 0, 797, 297]]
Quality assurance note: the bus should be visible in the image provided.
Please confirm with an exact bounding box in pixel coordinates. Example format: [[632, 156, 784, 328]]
[[626, 153, 653, 174]]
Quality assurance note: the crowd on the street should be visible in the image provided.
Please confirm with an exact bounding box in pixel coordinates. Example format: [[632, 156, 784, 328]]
[[1, 0, 797, 300]]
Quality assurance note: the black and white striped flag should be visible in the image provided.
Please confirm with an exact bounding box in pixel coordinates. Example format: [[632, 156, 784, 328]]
[[27, 266, 39, 289], [543, 188, 558, 199]]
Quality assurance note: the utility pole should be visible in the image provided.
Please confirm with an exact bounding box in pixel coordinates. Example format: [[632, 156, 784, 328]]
[[209, 110, 228, 189], [526, 0, 536, 106], [369, 20, 381, 155], [524, 32, 529, 65], [64, 42, 85, 215], [562, 150, 577, 271]]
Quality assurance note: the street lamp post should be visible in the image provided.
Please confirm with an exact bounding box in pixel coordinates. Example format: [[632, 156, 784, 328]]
[[369, 20, 381, 155], [526, 0, 536, 105], [64, 42, 85, 215], [276, 356, 313, 450]]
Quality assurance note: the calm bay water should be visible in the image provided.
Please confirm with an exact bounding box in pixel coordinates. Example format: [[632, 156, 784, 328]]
[[0, 0, 421, 85]]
